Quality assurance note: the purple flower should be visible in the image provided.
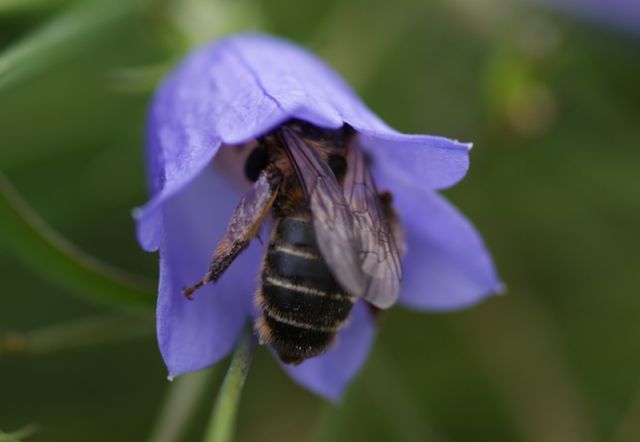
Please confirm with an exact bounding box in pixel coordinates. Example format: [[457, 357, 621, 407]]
[[535, 0, 640, 34], [135, 33, 501, 401]]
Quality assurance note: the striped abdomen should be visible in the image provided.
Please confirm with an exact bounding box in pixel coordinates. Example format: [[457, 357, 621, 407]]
[[255, 215, 356, 365]]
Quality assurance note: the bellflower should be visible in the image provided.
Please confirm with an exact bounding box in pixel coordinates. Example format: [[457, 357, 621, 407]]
[[135, 33, 501, 401], [535, 0, 640, 34]]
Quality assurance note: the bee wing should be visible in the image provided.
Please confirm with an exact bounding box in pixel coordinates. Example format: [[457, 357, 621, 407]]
[[343, 141, 402, 309], [279, 127, 366, 296]]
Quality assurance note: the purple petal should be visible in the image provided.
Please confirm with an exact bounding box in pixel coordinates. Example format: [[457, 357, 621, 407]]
[[136, 62, 224, 252], [135, 34, 472, 252], [358, 131, 471, 197], [534, 0, 640, 34], [223, 34, 472, 190], [156, 164, 260, 378], [282, 301, 376, 402], [375, 164, 502, 310]]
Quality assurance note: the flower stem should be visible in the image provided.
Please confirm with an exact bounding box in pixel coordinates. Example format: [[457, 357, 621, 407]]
[[0, 314, 153, 359], [148, 368, 217, 442], [203, 328, 255, 442]]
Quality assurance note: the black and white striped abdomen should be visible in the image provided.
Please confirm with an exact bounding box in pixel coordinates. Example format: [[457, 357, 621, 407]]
[[255, 215, 356, 365]]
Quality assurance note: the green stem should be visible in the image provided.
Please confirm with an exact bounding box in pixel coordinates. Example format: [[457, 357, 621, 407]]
[[0, 314, 153, 358], [0, 173, 154, 308], [203, 328, 255, 442], [149, 368, 217, 442]]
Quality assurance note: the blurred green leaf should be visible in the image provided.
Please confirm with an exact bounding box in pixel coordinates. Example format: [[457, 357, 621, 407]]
[[0, 425, 38, 442], [109, 61, 174, 94], [164, 0, 263, 50], [0, 0, 70, 16], [0, 0, 136, 94], [0, 173, 154, 308]]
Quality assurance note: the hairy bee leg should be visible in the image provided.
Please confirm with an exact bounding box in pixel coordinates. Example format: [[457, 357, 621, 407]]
[[183, 167, 283, 299], [379, 191, 406, 258]]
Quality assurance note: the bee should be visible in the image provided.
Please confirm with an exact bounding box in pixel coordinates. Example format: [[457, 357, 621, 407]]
[[184, 120, 404, 365]]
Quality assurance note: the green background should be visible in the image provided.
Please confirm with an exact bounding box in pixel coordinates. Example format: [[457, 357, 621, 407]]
[[1, 0, 639, 440]]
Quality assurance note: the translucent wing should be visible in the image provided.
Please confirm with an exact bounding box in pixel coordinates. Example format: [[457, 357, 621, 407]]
[[343, 141, 402, 309], [279, 127, 366, 296]]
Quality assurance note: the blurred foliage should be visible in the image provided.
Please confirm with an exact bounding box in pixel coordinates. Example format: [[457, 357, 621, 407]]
[[1, 0, 639, 441]]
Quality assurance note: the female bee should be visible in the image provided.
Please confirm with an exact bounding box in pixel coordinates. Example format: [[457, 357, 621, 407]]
[[184, 120, 403, 365]]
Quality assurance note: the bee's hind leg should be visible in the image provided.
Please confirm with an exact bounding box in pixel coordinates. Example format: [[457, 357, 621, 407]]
[[183, 166, 282, 299]]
